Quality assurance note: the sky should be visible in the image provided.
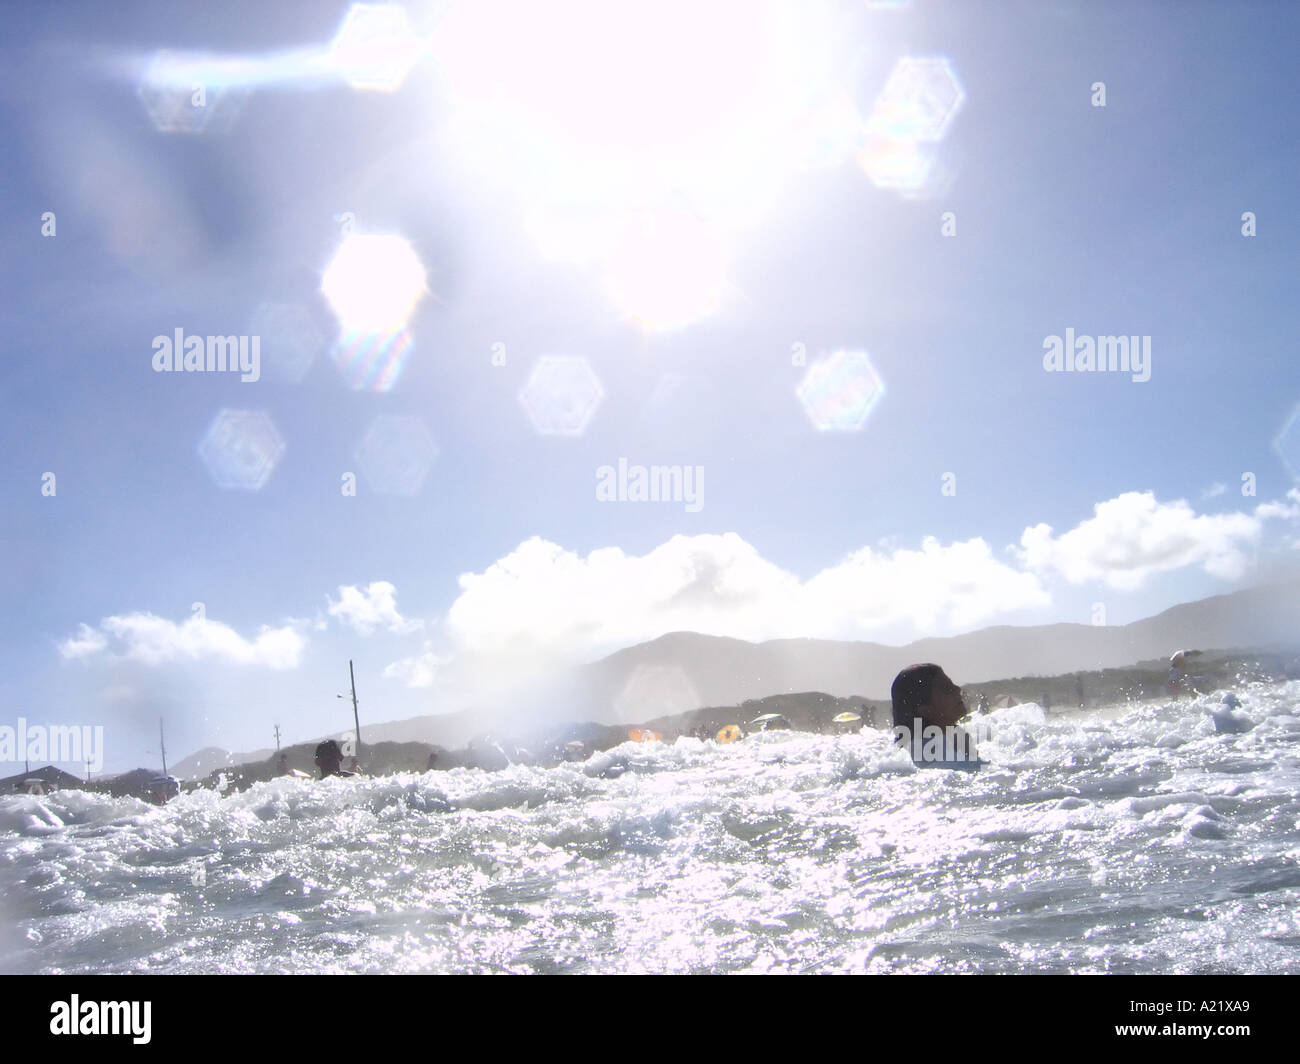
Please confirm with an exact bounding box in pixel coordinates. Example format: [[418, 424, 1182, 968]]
[[2, 0, 1299, 774]]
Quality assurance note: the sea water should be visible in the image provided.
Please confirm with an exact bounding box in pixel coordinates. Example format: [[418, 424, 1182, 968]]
[[2, 682, 1299, 974]]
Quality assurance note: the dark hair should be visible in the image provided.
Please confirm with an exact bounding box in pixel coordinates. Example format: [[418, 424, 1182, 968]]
[[891, 664, 944, 730], [315, 740, 342, 760]]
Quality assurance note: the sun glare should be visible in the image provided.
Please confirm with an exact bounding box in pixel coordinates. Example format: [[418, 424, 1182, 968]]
[[430, 0, 838, 329], [603, 209, 729, 332], [431, 0, 817, 188]]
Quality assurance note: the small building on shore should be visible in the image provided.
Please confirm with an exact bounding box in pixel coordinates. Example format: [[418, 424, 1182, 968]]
[[0, 765, 85, 795]]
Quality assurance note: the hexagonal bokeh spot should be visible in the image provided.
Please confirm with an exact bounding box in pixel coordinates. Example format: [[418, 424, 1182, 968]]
[[613, 665, 701, 726], [518, 356, 604, 436], [328, 3, 427, 92], [198, 409, 286, 490], [321, 233, 428, 334], [796, 350, 885, 432], [355, 414, 439, 496], [136, 51, 250, 135], [1273, 404, 1300, 481], [866, 56, 964, 143], [249, 302, 324, 384]]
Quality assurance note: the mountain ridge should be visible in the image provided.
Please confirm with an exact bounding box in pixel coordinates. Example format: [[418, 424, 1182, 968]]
[[173, 578, 1300, 776]]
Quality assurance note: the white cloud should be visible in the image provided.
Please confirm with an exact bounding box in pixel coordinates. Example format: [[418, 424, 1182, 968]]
[[1202, 482, 1227, 499], [1018, 491, 1262, 590], [58, 623, 108, 660], [327, 581, 423, 636], [1256, 489, 1300, 552], [58, 613, 306, 669], [445, 532, 1050, 657], [805, 536, 1051, 630], [443, 490, 1300, 659], [1255, 487, 1300, 522], [384, 643, 446, 688]]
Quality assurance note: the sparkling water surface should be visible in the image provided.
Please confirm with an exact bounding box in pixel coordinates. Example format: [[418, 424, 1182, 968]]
[[3, 682, 1299, 974]]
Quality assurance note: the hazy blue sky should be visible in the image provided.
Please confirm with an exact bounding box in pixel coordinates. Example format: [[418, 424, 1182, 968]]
[[3, 0, 1298, 772]]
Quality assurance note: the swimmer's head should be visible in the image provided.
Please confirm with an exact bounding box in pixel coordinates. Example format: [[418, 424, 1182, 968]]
[[315, 739, 344, 778], [891, 664, 968, 730]]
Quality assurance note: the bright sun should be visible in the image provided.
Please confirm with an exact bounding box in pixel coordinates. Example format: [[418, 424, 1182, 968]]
[[429, 0, 839, 330]]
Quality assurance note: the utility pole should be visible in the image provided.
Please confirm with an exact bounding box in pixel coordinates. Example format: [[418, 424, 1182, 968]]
[[159, 718, 168, 777], [336, 661, 363, 764], [349, 660, 361, 759], [274, 724, 282, 752]]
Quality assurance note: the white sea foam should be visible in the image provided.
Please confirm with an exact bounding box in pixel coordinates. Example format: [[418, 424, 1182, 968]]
[[2, 681, 1298, 973]]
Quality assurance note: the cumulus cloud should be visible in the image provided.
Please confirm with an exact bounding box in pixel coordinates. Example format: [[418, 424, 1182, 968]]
[[383, 643, 447, 688], [445, 532, 1050, 657], [1017, 491, 1263, 590], [443, 490, 1300, 659], [1255, 487, 1300, 522], [327, 581, 423, 636], [805, 536, 1051, 629], [58, 613, 306, 668], [58, 623, 108, 660]]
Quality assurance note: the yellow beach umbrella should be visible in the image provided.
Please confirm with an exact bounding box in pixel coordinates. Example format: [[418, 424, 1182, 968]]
[[628, 728, 662, 743]]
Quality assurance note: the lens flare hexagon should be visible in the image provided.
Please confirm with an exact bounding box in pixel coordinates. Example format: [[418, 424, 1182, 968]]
[[198, 409, 286, 490], [322, 233, 427, 391], [796, 350, 885, 432], [518, 356, 605, 436], [249, 302, 324, 383], [856, 55, 963, 195], [867, 56, 965, 143], [328, 3, 427, 92], [614, 665, 701, 725], [354, 414, 439, 496], [322, 233, 427, 333]]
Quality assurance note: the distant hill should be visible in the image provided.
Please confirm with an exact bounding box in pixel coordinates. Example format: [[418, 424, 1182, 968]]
[[84, 767, 164, 799], [171, 745, 273, 781], [176, 579, 1300, 766], [347, 579, 1300, 748], [575, 579, 1300, 717]]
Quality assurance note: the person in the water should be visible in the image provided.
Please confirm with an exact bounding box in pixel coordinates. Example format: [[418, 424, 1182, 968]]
[[145, 776, 179, 804], [891, 663, 982, 770], [314, 739, 355, 779]]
